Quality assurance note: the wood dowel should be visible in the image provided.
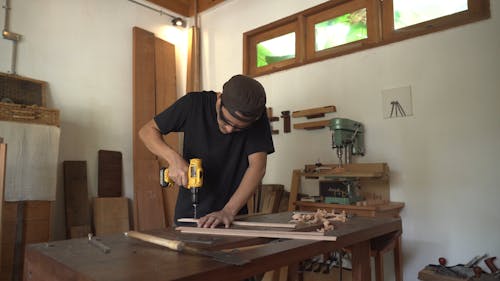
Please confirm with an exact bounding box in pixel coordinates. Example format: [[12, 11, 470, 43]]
[[125, 231, 184, 251]]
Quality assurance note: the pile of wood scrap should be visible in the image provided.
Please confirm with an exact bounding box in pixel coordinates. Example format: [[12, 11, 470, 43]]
[[290, 209, 347, 232]]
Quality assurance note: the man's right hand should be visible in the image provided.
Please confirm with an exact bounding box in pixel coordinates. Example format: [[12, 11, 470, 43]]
[[166, 156, 189, 187]]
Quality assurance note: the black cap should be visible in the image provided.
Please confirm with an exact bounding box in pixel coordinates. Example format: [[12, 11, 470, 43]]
[[221, 75, 266, 121]]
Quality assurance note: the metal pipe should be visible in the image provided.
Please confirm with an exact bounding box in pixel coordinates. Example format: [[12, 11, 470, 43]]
[[3, 0, 9, 31], [128, 0, 185, 26], [2, 0, 22, 74]]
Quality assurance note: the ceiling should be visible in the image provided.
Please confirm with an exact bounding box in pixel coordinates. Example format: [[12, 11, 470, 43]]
[[147, 0, 225, 17]]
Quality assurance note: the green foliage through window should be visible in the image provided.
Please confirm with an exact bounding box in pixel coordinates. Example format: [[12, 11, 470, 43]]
[[394, 0, 468, 29], [315, 8, 367, 51], [256, 32, 295, 67]]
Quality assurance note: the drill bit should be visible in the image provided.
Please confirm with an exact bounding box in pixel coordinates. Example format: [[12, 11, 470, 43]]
[[191, 188, 199, 219]]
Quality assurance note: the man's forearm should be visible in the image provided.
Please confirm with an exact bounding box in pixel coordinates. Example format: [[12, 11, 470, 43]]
[[138, 119, 179, 164], [223, 152, 267, 216]]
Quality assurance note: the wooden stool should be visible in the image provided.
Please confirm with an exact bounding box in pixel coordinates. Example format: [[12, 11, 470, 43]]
[[370, 230, 403, 281]]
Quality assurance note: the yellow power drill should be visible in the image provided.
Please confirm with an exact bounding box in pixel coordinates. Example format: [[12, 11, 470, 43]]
[[159, 158, 203, 218]]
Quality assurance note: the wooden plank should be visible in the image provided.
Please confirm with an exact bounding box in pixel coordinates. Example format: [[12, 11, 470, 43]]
[[134, 160, 166, 231], [133, 26, 166, 231], [1, 201, 51, 281], [0, 142, 5, 267], [154, 37, 179, 227], [63, 161, 91, 239], [293, 120, 330, 130], [177, 218, 297, 229], [93, 197, 129, 236], [98, 150, 122, 197], [260, 184, 284, 213], [292, 105, 336, 118], [175, 226, 337, 241]]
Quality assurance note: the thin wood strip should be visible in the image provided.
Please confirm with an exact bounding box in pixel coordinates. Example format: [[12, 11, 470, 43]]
[[178, 218, 297, 229], [292, 105, 336, 118], [176, 227, 337, 241]]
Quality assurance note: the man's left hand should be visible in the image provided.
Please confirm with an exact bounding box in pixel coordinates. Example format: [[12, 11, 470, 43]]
[[197, 209, 234, 228]]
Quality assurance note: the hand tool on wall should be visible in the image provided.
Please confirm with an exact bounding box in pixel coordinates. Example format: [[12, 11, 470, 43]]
[[160, 158, 203, 218], [124, 231, 249, 265], [280, 111, 290, 133]]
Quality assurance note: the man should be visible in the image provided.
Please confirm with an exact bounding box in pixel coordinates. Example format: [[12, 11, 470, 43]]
[[139, 75, 274, 228]]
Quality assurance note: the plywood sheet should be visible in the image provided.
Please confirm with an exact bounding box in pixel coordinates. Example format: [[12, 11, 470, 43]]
[[98, 150, 122, 197]]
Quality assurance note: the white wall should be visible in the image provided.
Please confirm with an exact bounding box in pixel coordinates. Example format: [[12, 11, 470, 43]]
[[1, 0, 499, 280], [199, 0, 500, 280], [0, 0, 189, 238]]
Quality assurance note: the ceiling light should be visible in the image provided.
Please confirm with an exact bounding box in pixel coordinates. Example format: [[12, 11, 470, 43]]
[[171, 17, 186, 27]]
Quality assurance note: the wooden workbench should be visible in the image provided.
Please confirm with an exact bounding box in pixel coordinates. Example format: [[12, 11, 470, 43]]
[[23, 212, 402, 281]]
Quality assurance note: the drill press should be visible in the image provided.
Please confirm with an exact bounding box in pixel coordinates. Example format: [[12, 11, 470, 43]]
[[324, 118, 365, 204], [329, 118, 365, 167]]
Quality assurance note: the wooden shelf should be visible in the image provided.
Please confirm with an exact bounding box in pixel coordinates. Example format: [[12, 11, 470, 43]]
[[292, 106, 336, 119], [288, 163, 402, 218], [293, 120, 330, 130]]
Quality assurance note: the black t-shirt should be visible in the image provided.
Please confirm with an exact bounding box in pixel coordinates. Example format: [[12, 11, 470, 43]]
[[154, 91, 275, 223]]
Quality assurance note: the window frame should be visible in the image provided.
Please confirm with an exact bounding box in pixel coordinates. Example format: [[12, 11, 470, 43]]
[[242, 0, 490, 77], [305, 0, 381, 62], [382, 0, 490, 42], [243, 17, 302, 77]]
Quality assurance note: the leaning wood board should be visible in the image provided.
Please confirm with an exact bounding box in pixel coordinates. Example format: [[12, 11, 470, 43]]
[[98, 150, 122, 197], [63, 161, 91, 238], [133, 27, 165, 231], [0, 142, 6, 266], [154, 37, 180, 228]]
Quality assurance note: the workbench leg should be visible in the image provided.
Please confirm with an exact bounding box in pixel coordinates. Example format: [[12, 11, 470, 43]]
[[351, 240, 371, 281], [394, 235, 403, 281], [286, 263, 300, 281], [287, 170, 301, 211]]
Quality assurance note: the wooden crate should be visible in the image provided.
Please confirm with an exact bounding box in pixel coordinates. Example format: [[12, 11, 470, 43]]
[[0, 73, 47, 106], [0, 102, 59, 126]]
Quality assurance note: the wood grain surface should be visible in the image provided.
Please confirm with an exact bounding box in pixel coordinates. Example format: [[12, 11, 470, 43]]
[[98, 150, 122, 197], [63, 161, 90, 239]]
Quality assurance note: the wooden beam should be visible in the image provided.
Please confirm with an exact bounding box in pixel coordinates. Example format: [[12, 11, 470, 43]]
[[293, 120, 330, 130], [292, 105, 336, 118]]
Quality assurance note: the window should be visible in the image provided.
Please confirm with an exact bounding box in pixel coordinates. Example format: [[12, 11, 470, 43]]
[[314, 8, 368, 52], [382, 0, 490, 41], [393, 0, 468, 30], [243, 19, 301, 76], [243, 0, 490, 77], [257, 32, 296, 67]]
